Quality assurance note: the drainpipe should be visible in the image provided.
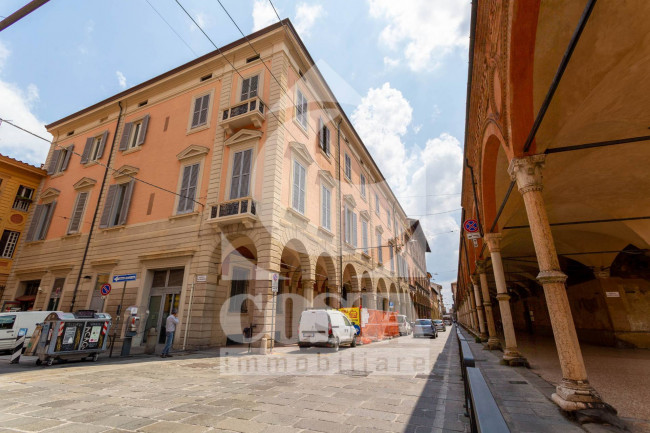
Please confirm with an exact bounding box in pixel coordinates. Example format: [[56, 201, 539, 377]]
[[337, 118, 343, 308], [70, 101, 124, 311]]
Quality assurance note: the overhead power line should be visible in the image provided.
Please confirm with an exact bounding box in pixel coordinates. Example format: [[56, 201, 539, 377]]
[[145, 0, 197, 56]]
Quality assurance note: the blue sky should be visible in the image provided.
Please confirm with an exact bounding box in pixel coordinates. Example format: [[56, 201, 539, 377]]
[[0, 0, 471, 308]]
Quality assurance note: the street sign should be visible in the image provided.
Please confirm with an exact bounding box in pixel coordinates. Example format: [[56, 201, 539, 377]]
[[389, 301, 394, 308], [17, 328, 28, 337], [466, 232, 481, 240], [196, 275, 207, 282], [463, 219, 479, 233], [100, 284, 112, 296], [271, 273, 279, 293], [472, 239, 479, 247], [112, 274, 137, 283]]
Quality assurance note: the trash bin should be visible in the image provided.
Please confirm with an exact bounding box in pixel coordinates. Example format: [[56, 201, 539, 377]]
[[34, 311, 112, 366]]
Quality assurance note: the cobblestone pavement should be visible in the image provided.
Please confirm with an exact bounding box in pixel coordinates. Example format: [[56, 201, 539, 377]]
[[0, 330, 470, 433]]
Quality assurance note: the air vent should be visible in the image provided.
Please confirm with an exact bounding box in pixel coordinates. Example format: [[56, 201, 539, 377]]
[[246, 54, 260, 63], [67, 131, 74, 136], [138, 100, 148, 107], [200, 74, 212, 82]]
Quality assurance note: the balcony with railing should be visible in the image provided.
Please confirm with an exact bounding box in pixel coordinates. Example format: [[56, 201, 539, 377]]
[[220, 96, 265, 134], [12, 197, 32, 212], [208, 197, 258, 228]]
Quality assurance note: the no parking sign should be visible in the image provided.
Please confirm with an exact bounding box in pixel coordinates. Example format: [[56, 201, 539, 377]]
[[100, 284, 111, 296]]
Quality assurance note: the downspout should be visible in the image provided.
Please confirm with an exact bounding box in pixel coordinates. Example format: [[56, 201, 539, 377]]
[[465, 158, 483, 237], [337, 118, 343, 307], [70, 101, 124, 311]]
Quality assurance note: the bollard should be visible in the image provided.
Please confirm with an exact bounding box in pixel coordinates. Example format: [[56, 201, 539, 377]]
[[145, 328, 157, 355], [10, 328, 28, 364]]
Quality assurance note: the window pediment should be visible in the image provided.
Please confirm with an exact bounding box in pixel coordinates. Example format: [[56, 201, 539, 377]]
[[318, 170, 336, 188], [289, 141, 314, 166], [225, 128, 263, 146], [360, 210, 370, 220], [40, 187, 61, 202], [376, 225, 384, 234], [177, 144, 209, 161], [73, 177, 97, 190], [112, 165, 139, 182], [343, 194, 356, 208]]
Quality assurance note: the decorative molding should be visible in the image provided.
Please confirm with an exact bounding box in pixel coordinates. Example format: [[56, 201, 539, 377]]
[[359, 210, 370, 220], [484, 233, 502, 253], [139, 248, 197, 262], [318, 170, 336, 188], [343, 194, 356, 208], [537, 270, 567, 284], [48, 263, 75, 272], [40, 187, 61, 202], [112, 164, 139, 181], [73, 177, 97, 190], [508, 155, 546, 194], [176, 144, 209, 161], [289, 141, 315, 166], [225, 128, 262, 146], [90, 258, 120, 267]]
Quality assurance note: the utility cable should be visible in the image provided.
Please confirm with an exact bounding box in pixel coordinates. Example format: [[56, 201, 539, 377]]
[[145, 0, 198, 56]]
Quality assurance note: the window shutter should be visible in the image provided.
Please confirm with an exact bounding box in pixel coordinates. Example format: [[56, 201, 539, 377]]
[[187, 163, 199, 207], [249, 75, 258, 98], [96, 131, 109, 159], [47, 150, 61, 174], [81, 137, 94, 163], [241, 78, 250, 100], [118, 181, 135, 226], [177, 165, 192, 213], [198, 94, 210, 126], [240, 149, 251, 197], [352, 213, 357, 247], [136, 115, 149, 146], [318, 119, 323, 150], [119, 123, 133, 151], [230, 151, 243, 200], [191, 97, 202, 127], [301, 95, 308, 127], [25, 204, 44, 241], [298, 163, 305, 214], [61, 145, 73, 171], [325, 126, 330, 154], [68, 192, 88, 233], [40, 201, 57, 240], [99, 185, 118, 228], [292, 161, 300, 211]]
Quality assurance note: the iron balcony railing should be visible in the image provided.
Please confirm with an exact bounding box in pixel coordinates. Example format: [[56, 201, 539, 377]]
[[221, 96, 265, 134], [12, 197, 32, 212], [210, 197, 257, 220]]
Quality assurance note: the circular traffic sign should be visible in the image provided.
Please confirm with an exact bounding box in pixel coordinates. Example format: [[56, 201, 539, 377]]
[[464, 219, 479, 233], [100, 284, 112, 296]]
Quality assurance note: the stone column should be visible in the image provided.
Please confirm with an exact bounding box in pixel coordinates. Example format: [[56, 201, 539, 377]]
[[509, 155, 608, 411], [303, 279, 314, 310], [471, 276, 487, 340], [484, 233, 527, 366], [477, 261, 500, 350], [468, 288, 479, 333]]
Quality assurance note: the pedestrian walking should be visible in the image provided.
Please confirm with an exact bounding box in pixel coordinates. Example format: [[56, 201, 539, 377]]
[[161, 308, 179, 358]]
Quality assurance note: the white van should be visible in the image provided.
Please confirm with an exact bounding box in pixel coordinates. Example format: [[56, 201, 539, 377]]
[[0, 311, 56, 353], [298, 309, 357, 351], [397, 315, 411, 335]]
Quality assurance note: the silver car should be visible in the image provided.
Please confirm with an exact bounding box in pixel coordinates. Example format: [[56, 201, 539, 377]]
[[433, 319, 446, 332]]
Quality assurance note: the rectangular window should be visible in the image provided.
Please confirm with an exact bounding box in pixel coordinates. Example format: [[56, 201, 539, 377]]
[[119, 115, 150, 151], [375, 193, 380, 215], [99, 181, 135, 228], [387, 209, 391, 229], [362, 219, 368, 254], [80, 131, 108, 164], [344, 153, 352, 180], [318, 118, 330, 154], [389, 245, 394, 272], [292, 160, 306, 214], [177, 163, 200, 214], [360, 174, 366, 198], [25, 201, 57, 241], [47, 145, 73, 175], [344, 207, 357, 247], [68, 191, 89, 234], [48, 277, 65, 311], [240, 75, 259, 101], [0, 230, 20, 258], [13, 185, 34, 212], [321, 185, 331, 231], [377, 232, 383, 263], [191, 94, 210, 128], [295, 89, 308, 129], [229, 149, 253, 200], [229, 267, 250, 313]]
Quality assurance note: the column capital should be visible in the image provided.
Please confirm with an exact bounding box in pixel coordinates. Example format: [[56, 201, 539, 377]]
[[484, 233, 502, 253], [496, 293, 511, 302], [476, 260, 487, 274], [470, 274, 479, 285], [508, 154, 546, 194], [537, 270, 567, 284]]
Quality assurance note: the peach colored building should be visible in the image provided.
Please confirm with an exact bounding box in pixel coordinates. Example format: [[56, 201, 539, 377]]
[[2, 20, 430, 351], [0, 155, 46, 308]]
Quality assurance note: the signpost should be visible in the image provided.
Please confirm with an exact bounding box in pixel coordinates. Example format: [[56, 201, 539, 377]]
[[464, 219, 481, 247], [110, 274, 137, 357]]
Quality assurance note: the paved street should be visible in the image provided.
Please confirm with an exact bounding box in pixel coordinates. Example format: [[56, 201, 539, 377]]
[[0, 330, 470, 433]]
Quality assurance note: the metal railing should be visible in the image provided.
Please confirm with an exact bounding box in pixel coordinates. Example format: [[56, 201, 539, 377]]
[[12, 197, 31, 212], [221, 96, 265, 122], [210, 197, 257, 219]]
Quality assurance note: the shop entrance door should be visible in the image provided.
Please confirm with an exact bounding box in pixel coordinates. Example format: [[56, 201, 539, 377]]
[[142, 268, 184, 344]]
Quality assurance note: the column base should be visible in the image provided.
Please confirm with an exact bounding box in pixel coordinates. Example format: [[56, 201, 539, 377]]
[[479, 332, 488, 342], [551, 379, 615, 412], [256, 337, 269, 355], [501, 349, 529, 367], [485, 337, 501, 350]]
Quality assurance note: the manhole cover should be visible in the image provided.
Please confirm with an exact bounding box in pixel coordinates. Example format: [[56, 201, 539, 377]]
[[339, 370, 370, 377], [509, 380, 527, 384]]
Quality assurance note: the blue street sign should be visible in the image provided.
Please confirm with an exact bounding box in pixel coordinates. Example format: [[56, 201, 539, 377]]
[[100, 284, 111, 296], [18, 328, 28, 337], [112, 274, 137, 283], [389, 301, 394, 308]]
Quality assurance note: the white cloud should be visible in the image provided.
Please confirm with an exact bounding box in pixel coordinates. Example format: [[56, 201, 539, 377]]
[[383, 56, 399, 68], [252, 0, 277, 32], [0, 42, 52, 166], [368, 0, 470, 71], [294, 3, 324, 37], [413, 124, 422, 134], [116, 71, 127, 89], [352, 82, 463, 306]]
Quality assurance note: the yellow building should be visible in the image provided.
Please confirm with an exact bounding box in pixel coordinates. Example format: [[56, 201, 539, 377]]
[[0, 154, 46, 309]]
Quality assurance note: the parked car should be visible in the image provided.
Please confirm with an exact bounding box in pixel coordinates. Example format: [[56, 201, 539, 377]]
[[433, 319, 446, 332], [0, 311, 58, 354], [413, 319, 438, 339], [397, 315, 411, 336], [298, 309, 357, 351], [443, 318, 452, 326]]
